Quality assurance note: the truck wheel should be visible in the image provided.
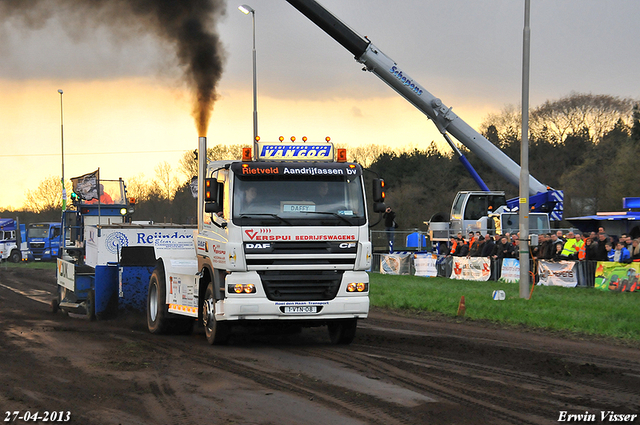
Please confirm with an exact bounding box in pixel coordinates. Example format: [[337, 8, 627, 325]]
[[328, 319, 357, 345], [203, 282, 229, 345], [86, 289, 97, 321], [9, 250, 20, 263], [51, 298, 59, 314], [147, 268, 170, 334]]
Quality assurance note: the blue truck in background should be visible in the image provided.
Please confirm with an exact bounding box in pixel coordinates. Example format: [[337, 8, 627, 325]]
[[27, 222, 62, 261]]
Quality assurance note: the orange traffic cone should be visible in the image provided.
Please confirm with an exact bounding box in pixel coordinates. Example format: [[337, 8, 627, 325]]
[[457, 295, 466, 317]]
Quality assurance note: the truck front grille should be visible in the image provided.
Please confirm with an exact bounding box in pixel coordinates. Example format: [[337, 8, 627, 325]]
[[258, 270, 343, 301]]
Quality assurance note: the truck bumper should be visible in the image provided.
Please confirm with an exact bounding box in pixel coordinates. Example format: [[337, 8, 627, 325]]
[[219, 271, 369, 321]]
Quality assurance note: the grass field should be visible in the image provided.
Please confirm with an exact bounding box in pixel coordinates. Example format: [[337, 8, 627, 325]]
[[369, 273, 640, 342], [2, 261, 637, 342], [0, 260, 57, 270]]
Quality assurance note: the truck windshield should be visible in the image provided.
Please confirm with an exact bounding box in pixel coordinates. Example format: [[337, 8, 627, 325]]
[[501, 213, 550, 234], [28, 226, 50, 238], [231, 163, 366, 227]]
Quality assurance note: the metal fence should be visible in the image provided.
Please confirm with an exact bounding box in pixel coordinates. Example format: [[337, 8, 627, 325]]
[[370, 253, 598, 287], [370, 229, 432, 253]]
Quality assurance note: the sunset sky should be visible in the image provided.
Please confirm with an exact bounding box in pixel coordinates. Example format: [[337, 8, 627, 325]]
[[1, 0, 639, 210]]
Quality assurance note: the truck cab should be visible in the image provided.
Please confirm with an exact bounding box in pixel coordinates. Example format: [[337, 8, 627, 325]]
[[148, 138, 384, 345], [0, 219, 28, 263], [428, 191, 551, 242], [28, 222, 62, 261]]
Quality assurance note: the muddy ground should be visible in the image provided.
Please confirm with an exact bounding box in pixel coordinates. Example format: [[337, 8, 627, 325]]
[[1, 266, 639, 425]]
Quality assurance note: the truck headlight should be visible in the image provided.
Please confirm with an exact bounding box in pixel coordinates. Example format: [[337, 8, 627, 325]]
[[229, 283, 256, 294], [347, 282, 368, 292]]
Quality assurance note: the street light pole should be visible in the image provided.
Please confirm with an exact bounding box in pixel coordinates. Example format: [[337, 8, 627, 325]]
[[58, 89, 66, 212], [238, 4, 258, 157], [519, 0, 531, 299]]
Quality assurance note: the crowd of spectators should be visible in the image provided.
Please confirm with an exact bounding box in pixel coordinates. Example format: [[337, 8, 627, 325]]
[[446, 227, 640, 263]]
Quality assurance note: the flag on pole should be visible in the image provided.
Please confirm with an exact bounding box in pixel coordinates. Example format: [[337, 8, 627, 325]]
[[71, 169, 100, 201]]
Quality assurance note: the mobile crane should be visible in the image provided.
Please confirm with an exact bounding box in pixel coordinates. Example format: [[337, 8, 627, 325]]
[[284, 0, 563, 239]]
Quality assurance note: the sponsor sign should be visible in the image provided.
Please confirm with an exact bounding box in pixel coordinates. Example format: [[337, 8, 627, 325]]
[[593, 261, 640, 292], [450, 257, 491, 281], [243, 228, 357, 242], [380, 253, 411, 275], [84, 226, 195, 268], [499, 258, 520, 284], [257, 141, 333, 161], [538, 260, 578, 287], [451, 257, 491, 282], [413, 253, 438, 277]]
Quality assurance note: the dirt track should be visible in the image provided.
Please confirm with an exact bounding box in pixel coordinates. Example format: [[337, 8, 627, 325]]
[[1, 266, 639, 425]]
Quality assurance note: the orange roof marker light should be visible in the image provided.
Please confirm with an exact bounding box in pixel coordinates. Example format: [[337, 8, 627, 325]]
[[290, 136, 296, 142], [242, 147, 252, 162], [325, 136, 331, 142], [279, 136, 285, 142], [302, 136, 308, 142]]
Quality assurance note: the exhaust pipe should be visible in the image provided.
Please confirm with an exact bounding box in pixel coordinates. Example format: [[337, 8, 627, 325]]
[[198, 136, 206, 232]]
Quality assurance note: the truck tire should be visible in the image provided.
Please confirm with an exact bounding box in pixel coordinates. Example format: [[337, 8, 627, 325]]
[[147, 268, 170, 334], [9, 250, 20, 263], [86, 289, 97, 321], [203, 282, 229, 345], [328, 318, 357, 345], [50, 298, 59, 314]]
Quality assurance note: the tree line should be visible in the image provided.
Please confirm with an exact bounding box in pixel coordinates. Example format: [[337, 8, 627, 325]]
[[3, 93, 638, 230], [368, 92, 640, 230]]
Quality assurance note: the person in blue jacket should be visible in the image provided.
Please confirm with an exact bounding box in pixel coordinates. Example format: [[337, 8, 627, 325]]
[[613, 240, 631, 263], [606, 243, 615, 262]]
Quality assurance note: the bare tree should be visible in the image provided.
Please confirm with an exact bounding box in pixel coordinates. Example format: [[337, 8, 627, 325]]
[[479, 104, 522, 147], [24, 176, 69, 213], [178, 144, 249, 181], [530, 92, 635, 144], [154, 161, 179, 201], [336, 144, 392, 168], [481, 93, 636, 146], [125, 173, 153, 203]]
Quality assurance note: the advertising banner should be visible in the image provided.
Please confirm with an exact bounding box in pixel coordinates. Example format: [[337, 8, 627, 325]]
[[538, 260, 578, 287], [414, 253, 438, 277], [450, 257, 491, 281], [500, 258, 520, 283], [380, 253, 412, 275], [594, 261, 640, 292]]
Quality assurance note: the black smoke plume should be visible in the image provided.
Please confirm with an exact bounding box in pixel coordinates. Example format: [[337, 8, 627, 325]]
[[0, 0, 226, 136]]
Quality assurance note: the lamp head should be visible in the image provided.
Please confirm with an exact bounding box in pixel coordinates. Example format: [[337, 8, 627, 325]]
[[58, 89, 63, 94], [238, 4, 254, 14]]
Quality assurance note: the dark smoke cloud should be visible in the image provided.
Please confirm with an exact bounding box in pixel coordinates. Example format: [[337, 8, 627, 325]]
[[0, 0, 226, 136]]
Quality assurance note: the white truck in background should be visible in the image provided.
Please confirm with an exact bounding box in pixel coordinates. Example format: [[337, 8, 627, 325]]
[[0, 218, 28, 262], [146, 137, 386, 344]]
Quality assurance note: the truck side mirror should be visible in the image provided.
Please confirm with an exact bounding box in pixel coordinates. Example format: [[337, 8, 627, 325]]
[[204, 179, 223, 213], [372, 178, 386, 212], [372, 178, 385, 203]]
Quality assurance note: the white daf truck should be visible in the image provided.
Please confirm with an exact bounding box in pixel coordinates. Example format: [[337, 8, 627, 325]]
[[146, 137, 385, 344]]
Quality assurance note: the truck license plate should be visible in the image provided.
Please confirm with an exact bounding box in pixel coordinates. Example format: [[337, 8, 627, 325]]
[[283, 306, 317, 314]]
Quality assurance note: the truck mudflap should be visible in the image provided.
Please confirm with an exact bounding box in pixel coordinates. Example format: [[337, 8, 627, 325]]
[[154, 237, 200, 318]]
